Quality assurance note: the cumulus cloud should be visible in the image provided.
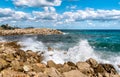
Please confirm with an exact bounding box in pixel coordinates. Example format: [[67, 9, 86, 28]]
[[13, 0, 62, 7], [62, 8, 120, 22], [1, 8, 120, 26], [0, 8, 30, 22]]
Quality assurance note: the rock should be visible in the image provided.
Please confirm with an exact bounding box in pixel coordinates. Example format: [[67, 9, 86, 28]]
[[48, 46, 53, 51], [32, 63, 46, 72], [47, 60, 57, 68], [67, 61, 76, 67], [86, 58, 98, 68], [44, 67, 62, 77], [76, 62, 94, 76], [0, 58, 9, 71], [23, 65, 32, 72], [11, 60, 23, 71], [1, 69, 29, 77], [34, 72, 48, 77], [94, 64, 106, 73], [118, 65, 120, 68], [63, 70, 87, 77], [58, 63, 72, 73], [102, 64, 118, 74]]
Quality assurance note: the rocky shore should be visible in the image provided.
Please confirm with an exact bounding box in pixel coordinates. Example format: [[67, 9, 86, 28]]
[[0, 28, 63, 36], [0, 41, 119, 77]]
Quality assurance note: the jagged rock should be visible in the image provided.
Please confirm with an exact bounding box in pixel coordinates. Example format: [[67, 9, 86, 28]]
[[47, 60, 57, 68], [0, 58, 9, 71], [58, 63, 72, 73], [11, 60, 23, 71], [32, 63, 46, 72], [67, 61, 76, 67], [76, 62, 94, 76], [23, 65, 32, 72], [44, 67, 62, 77], [86, 58, 98, 68], [0, 69, 29, 77], [102, 64, 117, 74], [63, 70, 87, 77], [94, 64, 106, 73]]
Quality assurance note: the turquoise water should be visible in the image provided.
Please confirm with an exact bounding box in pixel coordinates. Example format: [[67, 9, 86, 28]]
[[61, 30, 120, 52]]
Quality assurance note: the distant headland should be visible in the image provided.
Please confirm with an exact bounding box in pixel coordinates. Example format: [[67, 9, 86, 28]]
[[0, 24, 63, 36]]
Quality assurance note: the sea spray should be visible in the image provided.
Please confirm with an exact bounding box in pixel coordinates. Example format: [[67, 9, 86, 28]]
[[18, 37, 120, 72]]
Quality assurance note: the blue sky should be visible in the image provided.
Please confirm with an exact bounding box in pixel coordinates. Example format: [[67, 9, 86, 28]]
[[1, 0, 120, 29]]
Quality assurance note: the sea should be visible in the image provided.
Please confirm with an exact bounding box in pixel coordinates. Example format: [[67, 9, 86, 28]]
[[0, 30, 120, 72]]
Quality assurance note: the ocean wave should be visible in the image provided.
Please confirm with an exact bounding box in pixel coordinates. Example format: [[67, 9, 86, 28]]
[[17, 37, 120, 72]]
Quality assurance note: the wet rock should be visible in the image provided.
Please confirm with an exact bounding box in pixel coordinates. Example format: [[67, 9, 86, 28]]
[[86, 58, 98, 68], [48, 46, 53, 51], [67, 61, 76, 67], [94, 64, 106, 73], [63, 70, 87, 77], [102, 64, 118, 74], [76, 62, 94, 76], [44, 67, 62, 77]]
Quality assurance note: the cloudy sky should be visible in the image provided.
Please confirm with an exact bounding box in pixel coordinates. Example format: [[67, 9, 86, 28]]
[[1, 0, 120, 29]]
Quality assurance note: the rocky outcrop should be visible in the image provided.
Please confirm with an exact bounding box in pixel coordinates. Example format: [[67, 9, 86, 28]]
[[0, 41, 119, 77], [0, 28, 63, 36]]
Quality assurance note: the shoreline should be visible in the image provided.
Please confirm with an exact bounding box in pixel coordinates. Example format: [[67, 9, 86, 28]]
[[0, 41, 119, 77], [0, 28, 63, 36]]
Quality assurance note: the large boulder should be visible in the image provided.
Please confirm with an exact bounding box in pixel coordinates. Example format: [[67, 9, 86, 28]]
[[86, 58, 98, 68], [44, 67, 62, 77], [47, 60, 57, 68], [58, 63, 72, 73], [76, 62, 94, 76], [102, 64, 118, 74], [63, 70, 87, 77]]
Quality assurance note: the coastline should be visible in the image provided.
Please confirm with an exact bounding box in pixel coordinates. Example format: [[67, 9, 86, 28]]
[[0, 41, 119, 77], [0, 28, 63, 36]]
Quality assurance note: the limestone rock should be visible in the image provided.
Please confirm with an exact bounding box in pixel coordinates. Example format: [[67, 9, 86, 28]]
[[32, 63, 46, 72], [102, 64, 117, 74], [47, 60, 57, 68], [63, 70, 87, 77], [34, 72, 48, 77], [76, 62, 94, 76], [86, 58, 98, 68], [1, 69, 29, 77], [44, 67, 62, 77], [0, 58, 8, 71]]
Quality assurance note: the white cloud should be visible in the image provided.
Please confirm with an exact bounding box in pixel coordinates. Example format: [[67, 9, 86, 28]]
[[13, 0, 62, 7], [1, 8, 120, 26], [0, 8, 30, 22]]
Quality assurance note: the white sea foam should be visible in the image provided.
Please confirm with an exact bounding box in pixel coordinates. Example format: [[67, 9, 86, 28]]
[[18, 37, 120, 72]]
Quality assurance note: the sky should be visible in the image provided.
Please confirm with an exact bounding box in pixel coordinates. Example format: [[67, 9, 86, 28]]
[[1, 0, 120, 29]]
